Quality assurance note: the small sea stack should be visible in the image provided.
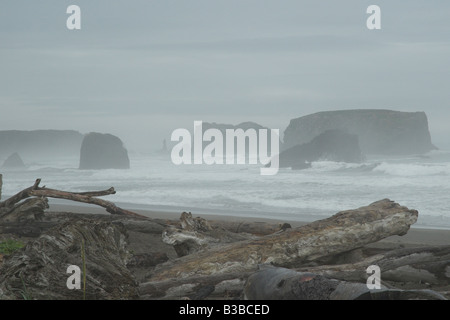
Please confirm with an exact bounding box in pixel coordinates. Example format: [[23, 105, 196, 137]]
[[2, 152, 26, 169], [79, 132, 130, 170]]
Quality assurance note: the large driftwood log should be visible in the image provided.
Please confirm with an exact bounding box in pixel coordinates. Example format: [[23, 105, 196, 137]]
[[138, 246, 450, 300], [0, 218, 138, 300], [139, 272, 252, 300], [0, 197, 48, 223], [243, 266, 447, 300], [147, 199, 418, 281], [296, 245, 450, 286]]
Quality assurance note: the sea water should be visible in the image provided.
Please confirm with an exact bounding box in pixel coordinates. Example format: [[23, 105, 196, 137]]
[[1, 150, 450, 229]]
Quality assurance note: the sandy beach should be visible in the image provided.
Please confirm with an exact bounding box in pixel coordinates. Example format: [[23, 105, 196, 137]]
[[48, 202, 450, 247]]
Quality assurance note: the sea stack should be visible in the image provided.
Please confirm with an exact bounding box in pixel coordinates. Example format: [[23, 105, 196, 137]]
[[277, 129, 363, 169], [79, 133, 130, 169], [2, 152, 26, 168], [283, 110, 437, 155]]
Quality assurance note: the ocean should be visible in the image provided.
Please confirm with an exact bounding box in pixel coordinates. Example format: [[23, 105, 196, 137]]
[[2, 150, 450, 230]]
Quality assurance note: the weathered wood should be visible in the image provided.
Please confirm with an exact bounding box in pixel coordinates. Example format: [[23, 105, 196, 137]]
[[1, 198, 447, 300], [0, 218, 138, 300], [62, 187, 116, 197], [208, 220, 292, 236], [0, 220, 60, 238], [29, 188, 146, 218], [0, 178, 147, 219], [160, 216, 291, 236], [0, 197, 48, 223], [139, 272, 251, 300], [0, 179, 41, 210], [179, 212, 212, 232], [162, 212, 258, 257], [296, 245, 450, 286], [243, 266, 447, 300], [149, 199, 418, 280]]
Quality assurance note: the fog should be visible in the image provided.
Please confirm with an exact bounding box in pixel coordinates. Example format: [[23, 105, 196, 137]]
[[1, 1, 449, 152]]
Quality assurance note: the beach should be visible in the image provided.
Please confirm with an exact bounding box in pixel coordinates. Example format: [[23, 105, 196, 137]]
[[48, 202, 450, 247], [1, 198, 449, 300]]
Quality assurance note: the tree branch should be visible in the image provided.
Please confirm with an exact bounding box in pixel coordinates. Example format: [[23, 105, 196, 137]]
[[0, 179, 147, 219], [0, 178, 41, 209]]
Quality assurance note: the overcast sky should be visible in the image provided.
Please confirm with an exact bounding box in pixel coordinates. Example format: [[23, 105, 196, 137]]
[[1, 0, 449, 152]]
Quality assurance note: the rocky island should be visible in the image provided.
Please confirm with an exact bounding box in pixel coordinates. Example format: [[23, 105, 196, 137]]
[[0, 130, 131, 171], [79, 132, 130, 170], [283, 110, 436, 155], [2, 153, 26, 169], [276, 129, 363, 169]]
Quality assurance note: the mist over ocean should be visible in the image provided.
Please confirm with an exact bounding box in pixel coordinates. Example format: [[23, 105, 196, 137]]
[[2, 149, 450, 229]]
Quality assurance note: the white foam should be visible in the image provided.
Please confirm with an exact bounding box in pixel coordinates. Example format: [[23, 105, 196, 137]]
[[373, 162, 450, 177], [2, 152, 450, 228]]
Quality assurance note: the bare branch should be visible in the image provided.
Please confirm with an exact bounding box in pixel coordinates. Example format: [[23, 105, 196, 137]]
[[0, 179, 147, 219]]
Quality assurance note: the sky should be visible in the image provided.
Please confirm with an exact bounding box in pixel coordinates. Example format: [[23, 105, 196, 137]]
[[1, 0, 449, 152]]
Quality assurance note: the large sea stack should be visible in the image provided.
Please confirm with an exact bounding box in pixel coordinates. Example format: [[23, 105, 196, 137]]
[[283, 110, 436, 155], [277, 129, 363, 169], [79, 133, 130, 169]]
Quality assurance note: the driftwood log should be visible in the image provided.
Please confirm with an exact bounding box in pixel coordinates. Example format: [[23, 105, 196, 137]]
[[140, 209, 449, 300], [295, 245, 450, 286], [146, 199, 418, 281], [0, 218, 138, 300], [243, 266, 447, 300], [139, 271, 252, 300], [0, 178, 147, 219]]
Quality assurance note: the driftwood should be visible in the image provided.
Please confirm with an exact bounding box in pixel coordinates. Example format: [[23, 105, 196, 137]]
[[147, 199, 418, 281], [139, 272, 252, 300], [0, 178, 147, 219], [0, 218, 138, 300], [177, 211, 291, 236], [162, 212, 291, 239], [294, 245, 450, 286], [243, 266, 447, 300], [0, 177, 447, 300], [138, 244, 450, 300], [0, 178, 42, 210], [162, 212, 259, 257]]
